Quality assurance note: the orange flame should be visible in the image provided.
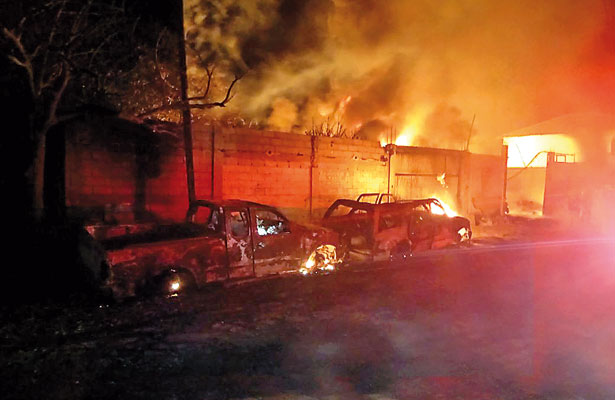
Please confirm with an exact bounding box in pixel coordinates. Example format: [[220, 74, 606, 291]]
[[380, 106, 429, 147], [503, 134, 580, 168], [429, 195, 458, 217], [300, 244, 339, 275]]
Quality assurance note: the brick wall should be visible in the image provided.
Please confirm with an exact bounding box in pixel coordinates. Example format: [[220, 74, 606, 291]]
[[64, 122, 390, 222], [207, 127, 387, 220], [64, 120, 504, 223], [65, 123, 138, 211], [313, 136, 387, 214]]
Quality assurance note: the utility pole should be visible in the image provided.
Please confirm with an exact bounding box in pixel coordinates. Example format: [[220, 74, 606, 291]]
[[465, 114, 475, 152], [177, 0, 196, 204]]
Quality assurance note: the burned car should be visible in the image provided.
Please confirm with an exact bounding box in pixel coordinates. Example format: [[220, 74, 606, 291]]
[[86, 200, 341, 298], [322, 198, 471, 263]]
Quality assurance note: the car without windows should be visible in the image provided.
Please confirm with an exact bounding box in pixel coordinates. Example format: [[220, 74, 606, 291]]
[[322, 198, 472, 263], [85, 200, 341, 299]]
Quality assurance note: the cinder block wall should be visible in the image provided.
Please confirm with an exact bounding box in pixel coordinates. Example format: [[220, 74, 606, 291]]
[[210, 126, 387, 221], [313, 136, 388, 215], [65, 123, 138, 211], [65, 123, 390, 222], [64, 121, 505, 223]]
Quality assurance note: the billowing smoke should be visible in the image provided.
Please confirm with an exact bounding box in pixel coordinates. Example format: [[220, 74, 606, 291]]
[[184, 0, 615, 153]]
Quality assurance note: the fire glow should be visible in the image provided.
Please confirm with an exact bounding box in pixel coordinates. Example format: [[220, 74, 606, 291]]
[[380, 108, 428, 147], [430, 196, 457, 217], [300, 245, 339, 275], [504, 134, 581, 168]]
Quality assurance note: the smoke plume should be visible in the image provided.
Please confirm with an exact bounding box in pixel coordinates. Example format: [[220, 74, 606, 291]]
[[185, 0, 615, 153]]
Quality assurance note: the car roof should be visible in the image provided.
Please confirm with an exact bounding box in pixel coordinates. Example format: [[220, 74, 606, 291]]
[[326, 198, 438, 214], [192, 199, 281, 211]]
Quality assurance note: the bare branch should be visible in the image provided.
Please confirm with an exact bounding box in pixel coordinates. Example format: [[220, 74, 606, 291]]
[[189, 73, 241, 106], [44, 64, 71, 134], [3, 27, 35, 95], [39, 64, 63, 91], [137, 101, 188, 117], [37, 2, 66, 94], [88, 30, 120, 69], [7, 54, 28, 69], [138, 73, 242, 117], [187, 65, 214, 102]]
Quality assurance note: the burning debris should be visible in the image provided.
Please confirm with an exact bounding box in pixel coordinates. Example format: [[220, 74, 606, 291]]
[[299, 244, 340, 275], [436, 172, 447, 188]]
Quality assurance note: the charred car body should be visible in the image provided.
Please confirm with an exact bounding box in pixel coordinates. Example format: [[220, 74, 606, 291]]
[[322, 198, 472, 263], [86, 200, 341, 298]]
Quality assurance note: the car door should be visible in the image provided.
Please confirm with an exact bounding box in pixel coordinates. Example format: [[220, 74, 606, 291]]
[[224, 206, 255, 279], [251, 207, 300, 276], [408, 210, 435, 252]]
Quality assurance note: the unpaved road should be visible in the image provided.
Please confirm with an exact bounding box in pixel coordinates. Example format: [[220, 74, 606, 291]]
[[2, 237, 615, 399]]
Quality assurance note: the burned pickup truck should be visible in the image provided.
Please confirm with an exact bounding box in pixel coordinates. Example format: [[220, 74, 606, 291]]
[[86, 200, 341, 298], [322, 198, 471, 263]]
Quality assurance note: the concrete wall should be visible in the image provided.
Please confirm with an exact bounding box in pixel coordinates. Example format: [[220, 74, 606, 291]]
[[391, 147, 506, 219], [466, 152, 508, 218], [506, 167, 546, 214], [64, 121, 505, 223], [543, 154, 615, 231]]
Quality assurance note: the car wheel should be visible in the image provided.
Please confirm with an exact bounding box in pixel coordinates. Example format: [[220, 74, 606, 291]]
[[153, 268, 197, 297], [390, 241, 412, 264]]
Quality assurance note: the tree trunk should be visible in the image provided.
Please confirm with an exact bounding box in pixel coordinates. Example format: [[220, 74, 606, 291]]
[[29, 131, 46, 221]]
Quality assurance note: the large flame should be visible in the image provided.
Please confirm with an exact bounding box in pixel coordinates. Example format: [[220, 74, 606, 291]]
[[183, 0, 615, 154], [503, 134, 581, 168], [429, 195, 458, 217], [380, 107, 429, 147]]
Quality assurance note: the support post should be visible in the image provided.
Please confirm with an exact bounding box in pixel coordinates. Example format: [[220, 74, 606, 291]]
[[177, 0, 195, 205], [384, 144, 396, 196], [309, 135, 315, 218], [501, 144, 509, 215], [210, 126, 215, 199]]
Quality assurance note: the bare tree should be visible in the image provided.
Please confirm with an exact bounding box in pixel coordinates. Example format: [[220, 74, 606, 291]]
[[130, 26, 243, 120], [2, 0, 138, 220], [3, 0, 246, 220]]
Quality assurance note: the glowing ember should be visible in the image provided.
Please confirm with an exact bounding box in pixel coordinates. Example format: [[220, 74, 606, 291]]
[[300, 245, 339, 275], [436, 172, 447, 187]]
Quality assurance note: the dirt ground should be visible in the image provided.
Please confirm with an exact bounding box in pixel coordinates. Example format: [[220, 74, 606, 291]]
[[2, 223, 615, 399]]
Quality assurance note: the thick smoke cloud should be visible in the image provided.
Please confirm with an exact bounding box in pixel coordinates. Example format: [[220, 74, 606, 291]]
[[185, 0, 614, 153]]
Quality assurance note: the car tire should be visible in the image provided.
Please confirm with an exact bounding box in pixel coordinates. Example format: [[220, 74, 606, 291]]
[[151, 268, 197, 297], [390, 241, 412, 264]]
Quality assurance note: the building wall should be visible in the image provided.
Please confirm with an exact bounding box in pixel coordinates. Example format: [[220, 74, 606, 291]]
[[392, 147, 463, 213], [64, 121, 505, 223], [543, 154, 615, 231], [391, 147, 506, 219], [65, 123, 138, 212], [506, 167, 546, 214]]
